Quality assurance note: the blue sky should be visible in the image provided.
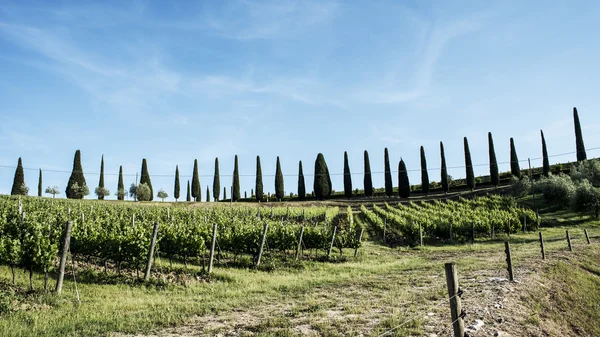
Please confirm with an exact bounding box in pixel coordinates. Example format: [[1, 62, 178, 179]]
[[1, 0, 599, 200]]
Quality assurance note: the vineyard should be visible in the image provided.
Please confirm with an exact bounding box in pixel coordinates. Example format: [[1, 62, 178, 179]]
[[0, 196, 361, 288], [359, 195, 538, 245]]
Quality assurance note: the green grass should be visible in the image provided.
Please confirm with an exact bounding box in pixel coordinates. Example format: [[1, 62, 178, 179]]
[[0, 200, 599, 336]]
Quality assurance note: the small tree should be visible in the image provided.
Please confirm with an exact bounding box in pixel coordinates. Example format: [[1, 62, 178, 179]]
[[488, 132, 499, 186], [343, 151, 352, 198], [275, 156, 284, 201], [186, 180, 191, 202], [206, 186, 210, 202], [136, 183, 152, 201], [510, 138, 521, 178], [420, 146, 429, 194], [45, 186, 60, 198], [71, 182, 89, 199], [573, 107, 587, 161], [213, 158, 220, 201], [398, 159, 410, 198], [223, 187, 227, 200], [157, 189, 168, 202], [18, 184, 29, 196], [129, 183, 137, 199], [440, 142, 449, 193], [255, 156, 263, 202], [117, 166, 125, 200], [191, 159, 200, 202], [140, 158, 153, 201], [66, 150, 87, 199], [174, 165, 180, 202], [11, 157, 26, 196], [464, 137, 475, 190], [314, 153, 331, 200], [233, 155, 241, 201], [37, 169, 42, 197], [94, 186, 110, 199], [540, 130, 550, 177], [364, 150, 373, 197], [384, 148, 393, 197], [298, 161, 306, 200]]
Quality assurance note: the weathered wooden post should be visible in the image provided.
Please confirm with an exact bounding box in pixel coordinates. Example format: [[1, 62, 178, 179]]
[[444, 262, 465, 337], [354, 228, 364, 258], [566, 230, 573, 251], [539, 232, 546, 260], [505, 241, 514, 281], [256, 223, 269, 267], [419, 223, 423, 247], [144, 222, 160, 281], [208, 223, 218, 273], [55, 220, 73, 294], [383, 217, 387, 244], [295, 226, 305, 261], [327, 226, 338, 258], [584, 229, 591, 244]]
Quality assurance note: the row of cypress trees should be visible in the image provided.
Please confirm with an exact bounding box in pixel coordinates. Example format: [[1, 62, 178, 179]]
[[8, 108, 589, 200]]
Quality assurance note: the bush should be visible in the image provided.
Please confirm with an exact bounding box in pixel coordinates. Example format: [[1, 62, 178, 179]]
[[136, 183, 152, 201], [533, 174, 576, 208], [510, 176, 531, 197], [572, 180, 600, 217], [570, 159, 600, 187]]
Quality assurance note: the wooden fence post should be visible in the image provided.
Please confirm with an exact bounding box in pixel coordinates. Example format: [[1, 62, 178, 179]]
[[472, 221, 475, 244], [55, 220, 73, 294], [327, 226, 338, 258], [256, 223, 269, 267], [566, 230, 573, 251], [354, 228, 364, 258], [144, 222, 160, 281], [505, 241, 514, 281], [539, 232, 546, 260], [295, 226, 304, 261], [444, 262, 465, 337], [383, 217, 387, 244], [420, 223, 423, 247], [584, 229, 591, 244], [208, 223, 218, 273]]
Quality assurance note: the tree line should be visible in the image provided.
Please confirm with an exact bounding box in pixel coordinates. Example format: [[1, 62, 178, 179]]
[[8, 107, 590, 201]]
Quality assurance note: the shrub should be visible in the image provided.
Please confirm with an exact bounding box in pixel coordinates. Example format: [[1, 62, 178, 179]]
[[572, 180, 600, 216], [510, 176, 531, 197], [533, 174, 575, 208], [570, 159, 600, 187], [136, 183, 152, 201]]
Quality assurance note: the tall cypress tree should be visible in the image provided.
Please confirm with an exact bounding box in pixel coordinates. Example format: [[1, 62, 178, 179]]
[[464, 137, 475, 190], [223, 187, 227, 200], [440, 142, 449, 194], [384, 148, 393, 197], [326, 164, 332, 195], [398, 159, 410, 198], [117, 165, 124, 200], [186, 180, 191, 202], [174, 165, 180, 202], [275, 156, 284, 201], [314, 153, 331, 200], [97, 155, 105, 200], [191, 159, 200, 201], [343, 151, 352, 198], [213, 158, 220, 201], [37, 169, 42, 197], [510, 138, 521, 178], [206, 186, 210, 202], [140, 158, 153, 201], [255, 156, 263, 201], [574, 107, 587, 161], [11, 157, 25, 196], [298, 161, 306, 199], [541, 130, 550, 177], [233, 155, 240, 201], [66, 150, 87, 199], [420, 146, 429, 194], [364, 150, 373, 197], [488, 132, 499, 186]]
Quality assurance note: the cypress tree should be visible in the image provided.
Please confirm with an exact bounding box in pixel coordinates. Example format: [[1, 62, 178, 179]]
[[275, 156, 284, 201], [420, 146, 429, 194], [298, 161, 306, 199], [174, 165, 180, 201], [255, 156, 263, 201], [510, 138, 521, 178], [574, 107, 587, 161], [541, 130, 550, 177], [314, 153, 331, 200], [488, 132, 499, 186], [440, 142, 449, 193], [117, 166, 124, 200], [206, 186, 210, 202], [213, 158, 220, 201], [11, 157, 25, 196], [464, 137, 475, 190], [384, 148, 393, 197], [364, 150, 373, 197], [398, 159, 410, 198], [233, 155, 240, 201], [186, 180, 191, 202], [191, 159, 200, 201], [343, 151, 352, 198], [223, 187, 227, 200], [326, 164, 332, 195], [66, 150, 87, 199], [97, 155, 105, 200], [37, 169, 42, 197], [140, 158, 153, 201]]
